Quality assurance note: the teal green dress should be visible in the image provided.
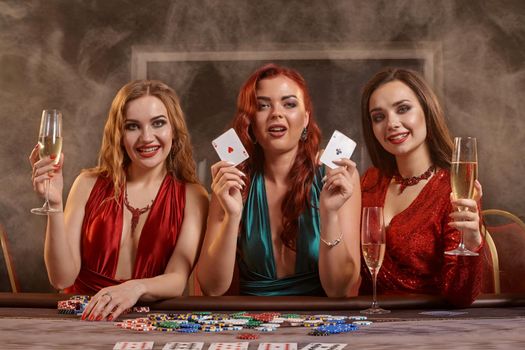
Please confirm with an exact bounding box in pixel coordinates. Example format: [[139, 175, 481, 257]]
[[237, 168, 325, 296]]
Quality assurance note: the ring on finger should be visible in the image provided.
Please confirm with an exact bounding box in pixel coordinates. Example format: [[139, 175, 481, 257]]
[[102, 292, 112, 303]]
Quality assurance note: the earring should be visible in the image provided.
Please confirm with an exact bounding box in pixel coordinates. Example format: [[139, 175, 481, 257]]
[[300, 127, 308, 141]]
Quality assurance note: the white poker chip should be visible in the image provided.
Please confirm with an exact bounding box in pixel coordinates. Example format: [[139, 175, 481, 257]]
[[285, 317, 305, 323], [269, 317, 286, 323], [222, 318, 249, 325], [353, 320, 373, 325], [327, 315, 348, 320], [260, 323, 279, 328], [254, 326, 275, 332], [349, 315, 368, 320]]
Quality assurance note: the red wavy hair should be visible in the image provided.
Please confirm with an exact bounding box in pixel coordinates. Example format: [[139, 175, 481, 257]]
[[231, 63, 321, 250]]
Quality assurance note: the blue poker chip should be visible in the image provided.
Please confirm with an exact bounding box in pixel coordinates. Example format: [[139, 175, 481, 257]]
[[177, 328, 199, 333], [316, 324, 359, 334], [180, 322, 200, 329]]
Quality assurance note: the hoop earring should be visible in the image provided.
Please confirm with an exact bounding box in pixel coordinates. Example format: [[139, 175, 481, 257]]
[[300, 127, 308, 142]]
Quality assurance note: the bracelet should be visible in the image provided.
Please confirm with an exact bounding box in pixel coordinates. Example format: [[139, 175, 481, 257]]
[[320, 232, 344, 248]]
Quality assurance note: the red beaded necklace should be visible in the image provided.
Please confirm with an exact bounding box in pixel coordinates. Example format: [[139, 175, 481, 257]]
[[124, 187, 153, 235], [393, 165, 435, 193]]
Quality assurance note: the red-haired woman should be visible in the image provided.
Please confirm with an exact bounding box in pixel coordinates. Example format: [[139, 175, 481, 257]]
[[360, 68, 483, 307], [197, 64, 361, 296], [30, 80, 208, 320]]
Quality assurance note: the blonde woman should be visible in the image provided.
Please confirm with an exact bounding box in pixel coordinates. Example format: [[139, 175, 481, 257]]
[[30, 80, 208, 320]]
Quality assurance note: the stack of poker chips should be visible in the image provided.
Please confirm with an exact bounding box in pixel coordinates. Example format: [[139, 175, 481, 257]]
[[111, 311, 372, 336], [57, 295, 91, 315]]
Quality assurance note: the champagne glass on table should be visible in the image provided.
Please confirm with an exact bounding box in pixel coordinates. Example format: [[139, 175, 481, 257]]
[[445, 137, 478, 256], [31, 109, 63, 215], [361, 206, 390, 314]]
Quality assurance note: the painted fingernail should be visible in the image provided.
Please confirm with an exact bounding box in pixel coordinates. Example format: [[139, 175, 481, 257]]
[[96, 315, 102, 321], [107, 315, 113, 321], [89, 315, 94, 321], [50, 154, 57, 159], [81, 314, 86, 320]]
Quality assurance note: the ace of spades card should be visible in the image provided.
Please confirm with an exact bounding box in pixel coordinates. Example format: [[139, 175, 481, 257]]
[[319, 130, 357, 169]]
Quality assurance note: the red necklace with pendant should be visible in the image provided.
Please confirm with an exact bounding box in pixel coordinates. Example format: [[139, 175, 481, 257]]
[[124, 187, 153, 234], [393, 165, 435, 193]]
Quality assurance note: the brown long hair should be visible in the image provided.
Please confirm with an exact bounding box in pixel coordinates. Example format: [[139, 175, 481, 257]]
[[232, 63, 321, 249], [361, 68, 453, 177], [87, 80, 198, 198]]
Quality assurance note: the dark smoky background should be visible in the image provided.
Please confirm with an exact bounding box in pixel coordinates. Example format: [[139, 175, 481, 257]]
[[0, 0, 523, 291]]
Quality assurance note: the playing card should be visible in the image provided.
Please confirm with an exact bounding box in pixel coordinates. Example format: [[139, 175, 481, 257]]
[[212, 128, 249, 166], [319, 130, 356, 169], [301, 344, 347, 350], [258, 343, 298, 350], [162, 342, 204, 350], [113, 342, 154, 350], [208, 343, 249, 350]]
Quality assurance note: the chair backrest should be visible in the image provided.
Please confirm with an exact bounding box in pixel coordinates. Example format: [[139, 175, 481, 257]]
[[0, 224, 19, 292], [481, 209, 525, 294], [480, 225, 500, 294]]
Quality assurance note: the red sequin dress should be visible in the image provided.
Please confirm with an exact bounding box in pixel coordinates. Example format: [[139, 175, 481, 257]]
[[64, 174, 185, 294], [359, 168, 483, 307]]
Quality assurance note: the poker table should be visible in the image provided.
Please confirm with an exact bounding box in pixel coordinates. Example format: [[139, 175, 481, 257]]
[[1, 292, 525, 349]]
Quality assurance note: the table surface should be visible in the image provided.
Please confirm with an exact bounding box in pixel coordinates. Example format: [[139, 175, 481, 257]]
[[1, 293, 525, 349]]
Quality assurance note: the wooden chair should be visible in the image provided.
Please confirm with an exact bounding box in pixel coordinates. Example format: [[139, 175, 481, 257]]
[[0, 224, 19, 292], [481, 209, 525, 294]]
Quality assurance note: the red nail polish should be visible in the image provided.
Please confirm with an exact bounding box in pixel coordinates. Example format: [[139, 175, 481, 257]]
[[81, 314, 86, 320], [96, 315, 102, 321], [107, 315, 113, 321], [50, 154, 57, 159], [89, 315, 94, 321]]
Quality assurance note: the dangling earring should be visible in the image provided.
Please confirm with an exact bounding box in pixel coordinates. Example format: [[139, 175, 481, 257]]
[[300, 127, 308, 142]]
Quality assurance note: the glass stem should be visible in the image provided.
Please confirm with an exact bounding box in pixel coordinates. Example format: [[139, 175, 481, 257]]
[[371, 268, 378, 309], [43, 178, 51, 210]]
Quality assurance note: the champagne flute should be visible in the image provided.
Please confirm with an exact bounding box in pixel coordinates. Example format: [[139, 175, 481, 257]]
[[31, 109, 63, 215], [445, 137, 478, 256], [361, 206, 390, 314]]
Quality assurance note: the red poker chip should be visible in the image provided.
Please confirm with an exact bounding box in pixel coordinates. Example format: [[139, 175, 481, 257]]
[[237, 333, 259, 340]]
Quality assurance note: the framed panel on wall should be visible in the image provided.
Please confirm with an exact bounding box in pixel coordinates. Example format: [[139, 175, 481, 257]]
[[131, 43, 442, 185]]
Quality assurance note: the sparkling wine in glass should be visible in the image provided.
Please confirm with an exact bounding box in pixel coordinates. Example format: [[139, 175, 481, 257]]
[[445, 137, 478, 256], [31, 109, 63, 215], [361, 206, 390, 314]]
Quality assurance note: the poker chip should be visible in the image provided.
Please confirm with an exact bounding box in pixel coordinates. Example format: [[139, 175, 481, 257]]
[[177, 328, 199, 333], [352, 320, 373, 326], [349, 315, 368, 320], [156, 326, 177, 332], [260, 323, 280, 328], [308, 329, 330, 336], [314, 324, 359, 334], [254, 326, 275, 332], [237, 333, 259, 340], [133, 306, 150, 313]]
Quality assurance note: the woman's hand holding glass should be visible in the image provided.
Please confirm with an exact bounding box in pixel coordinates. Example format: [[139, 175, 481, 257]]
[[319, 158, 357, 213], [30, 146, 64, 211], [81, 280, 145, 321], [30, 109, 63, 214], [448, 180, 483, 251], [446, 136, 480, 256], [210, 161, 245, 218]]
